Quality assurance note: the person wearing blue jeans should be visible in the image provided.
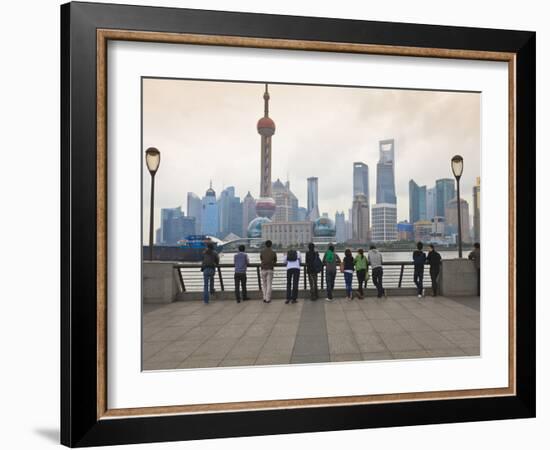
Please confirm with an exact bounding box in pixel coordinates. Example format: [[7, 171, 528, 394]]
[[342, 249, 355, 300], [201, 242, 219, 304]]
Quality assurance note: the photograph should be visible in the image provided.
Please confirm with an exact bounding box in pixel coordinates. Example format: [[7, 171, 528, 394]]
[[141, 79, 482, 371]]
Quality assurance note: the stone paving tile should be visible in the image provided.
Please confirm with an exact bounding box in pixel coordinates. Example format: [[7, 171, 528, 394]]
[[143, 360, 183, 370], [190, 337, 239, 359], [290, 354, 331, 364], [213, 324, 248, 339], [255, 354, 291, 365], [330, 353, 363, 362], [270, 323, 299, 336], [378, 332, 424, 352], [178, 357, 221, 369], [244, 324, 274, 338], [179, 325, 220, 341], [391, 350, 430, 359], [348, 320, 374, 334], [224, 337, 268, 359], [326, 320, 351, 334], [218, 357, 257, 367], [408, 331, 459, 350], [147, 326, 189, 342], [360, 351, 394, 361], [260, 336, 295, 354], [142, 341, 171, 360], [371, 319, 405, 333], [293, 335, 330, 356], [353, 333, 388, 353], [395, 318, 434, 332], [363, 309, 392, 320], [426, 348, 467, 357], [327, 334, 360, 354], [441, 330, 480, 347], [460, 346, 481, 356], [419, 316, 462, 331]]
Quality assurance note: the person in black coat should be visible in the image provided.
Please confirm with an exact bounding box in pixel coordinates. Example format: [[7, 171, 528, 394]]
[[426, 244, 442, 297], [412, 242, 427, 298]]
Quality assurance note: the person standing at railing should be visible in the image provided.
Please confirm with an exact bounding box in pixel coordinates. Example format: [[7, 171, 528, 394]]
[[283, 248, 301, 304], [368, 245, 385, 298], [305, 242, 322, 301], [233, 244, 250, 303], [354, 248, 369, 299], [342, 249, 355, 300], [468, 242, 481, 296], [323, 244, 341, 302], [201, 242, 219, 304], [426, 244, 442, 297], [412, 242, 427, 299], [260, 240, 277, 303]]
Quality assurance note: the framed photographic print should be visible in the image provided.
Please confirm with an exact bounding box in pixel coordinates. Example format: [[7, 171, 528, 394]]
[[61, 1, 536, 447]]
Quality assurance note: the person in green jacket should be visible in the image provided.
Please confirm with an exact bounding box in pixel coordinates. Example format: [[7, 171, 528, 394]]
[[354, 248, 369, 299]]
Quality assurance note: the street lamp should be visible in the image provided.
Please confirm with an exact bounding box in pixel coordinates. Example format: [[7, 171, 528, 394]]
[[451, 155, 464, 258], [145, 147, 161, 261]]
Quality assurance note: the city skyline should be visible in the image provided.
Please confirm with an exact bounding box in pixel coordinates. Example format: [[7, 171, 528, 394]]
[[143, 78, 480, 240]]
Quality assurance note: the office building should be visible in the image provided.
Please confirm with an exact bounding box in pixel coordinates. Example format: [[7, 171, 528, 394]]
[[371, 203, 397, 242], [414, 220, 433, 242], [445, 197, 471, 243], [431, 216, 446, 240], [376, 139, 397, 204], [436, 178, 455, 218], [272, 178, 299, 222], [242, 191, 256, 236], [218, 186, 242, 238], [426, 186, 437, 221], [201, 183, 219, 237], [353, 162, 369, 199], [409, 179, 427, 223], [397, 221, 414, 241], [306, 176, 320, 220], [351, 193, 370, 242], [262, 221, 313, 247], [473, 177, 480, 243], [159, 207, 196, 245], [335, 211, 346, 243], [186, 192, 202, 234]]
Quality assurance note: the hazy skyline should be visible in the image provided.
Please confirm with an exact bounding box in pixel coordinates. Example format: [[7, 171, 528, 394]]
[[142, 78, 480, 238]]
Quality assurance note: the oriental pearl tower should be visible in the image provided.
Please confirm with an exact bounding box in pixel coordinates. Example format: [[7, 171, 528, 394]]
[[255, 84, 277, 219]]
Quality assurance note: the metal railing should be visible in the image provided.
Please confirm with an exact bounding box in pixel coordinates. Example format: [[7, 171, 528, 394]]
[[174, 261, 430, 293]]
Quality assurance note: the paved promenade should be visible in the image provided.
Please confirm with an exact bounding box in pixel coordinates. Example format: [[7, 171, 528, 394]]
[[143, 295, 480, 370]]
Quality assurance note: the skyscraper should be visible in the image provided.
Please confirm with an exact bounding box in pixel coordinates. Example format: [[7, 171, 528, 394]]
[[335, 211, 346, 243], [159, 207, 195, 245], [306, 176, 320, 221], [352, 194, 370, 242], [242, 191, 256, 236], [201, 182, 219, 237], [376, 139, 396, 204], [353, 162, 369, 200], [218, 186, 242, 237], [371, 204, 397, 242], [409, 179, 427, 224], [272, 179, 298, 222], [445, 197, 471, 243], [426, 186, 437, 221], [436, 178, 455, 218], [255, 84, 276, 219], [473, 177, 480, 243], [186, 192, 202, 234]]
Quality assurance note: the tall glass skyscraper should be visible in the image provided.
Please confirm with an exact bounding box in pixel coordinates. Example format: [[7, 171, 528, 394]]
[[201, 183, 219, 237], [435, 178, 456, 218], [186, 192, 202, 234], [306, 176, 320, 220], [409, 179, 427, 224], [376, 139, 396, 205], [353, 162, 369, 202], [426, 186, 437, 221]]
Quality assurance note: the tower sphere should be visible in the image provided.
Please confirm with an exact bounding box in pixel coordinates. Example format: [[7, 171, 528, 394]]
[[257, 117, 275, 136], [255, 196, 276, 218]]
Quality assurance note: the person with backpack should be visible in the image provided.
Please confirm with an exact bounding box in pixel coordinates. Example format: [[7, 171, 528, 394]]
[[412, 241, 427, 298], [368, 245, 385, 298], [260, 240, 277, 303], [426, 244, 442, 296], [468, 242, 481, 296], [201, 242, 219, 304], [323, 244, 341, 302], [342, 248, 355, 300], [283, 247, 301, 304], [305, 242, 322, 300], [354, 248, 369, 299]]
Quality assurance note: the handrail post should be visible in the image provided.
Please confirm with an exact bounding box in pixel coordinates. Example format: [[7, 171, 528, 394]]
[[303, 265, 307, 290], [176, 267, 186, 292], [398, 264, 405, 288], [217, 266, 224, 291], [321, 266, 324, 290], [256, 266, 262, 290]]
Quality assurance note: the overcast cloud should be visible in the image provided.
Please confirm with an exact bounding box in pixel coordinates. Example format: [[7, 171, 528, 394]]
[[142, 78, 480, 238]]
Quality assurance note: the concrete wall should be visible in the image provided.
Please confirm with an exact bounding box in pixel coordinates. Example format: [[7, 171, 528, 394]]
[[440, 258, 478, 297], [143, 262, 180, 304]]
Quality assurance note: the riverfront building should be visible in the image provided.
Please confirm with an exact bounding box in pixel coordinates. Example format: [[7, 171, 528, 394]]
[[436, 178, 456, 219], [431, 216, 446, 241], [376, 139, 397, 205], [414, 220, 433, 242], [371, 203, 397, 242], [272, 178, 299, 222], [159, 207, 195, 245], [218, 186, 243, 238], [409, 179, 427, 224], [351, 193, 370, 242], [426, 186, 437, 222], [306, 176, 320, 221], [186, 192, 202, 234], [353, 162, 370, 199], [473, 177, 480, 243], [242, 191, 256, 237], [201, 183, 219, 237], [397, 221, 414, 241], [262, 221, 313, 247], [445, 198, 471, 243], [335, 211, 346, 243]]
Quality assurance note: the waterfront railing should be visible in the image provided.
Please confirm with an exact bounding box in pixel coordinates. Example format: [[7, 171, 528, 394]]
[[173, 261, 429, 293]]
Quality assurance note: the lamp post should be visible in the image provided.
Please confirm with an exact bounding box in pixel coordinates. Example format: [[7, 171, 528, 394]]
[[145, 147, 161, 261], [451, 155, 464, 258]]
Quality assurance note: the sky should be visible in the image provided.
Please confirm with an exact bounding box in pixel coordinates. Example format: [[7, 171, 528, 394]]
[[142, 78, 480, 238]]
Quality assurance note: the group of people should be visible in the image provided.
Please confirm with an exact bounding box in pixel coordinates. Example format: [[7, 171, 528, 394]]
[[200, 240, 481, 304]]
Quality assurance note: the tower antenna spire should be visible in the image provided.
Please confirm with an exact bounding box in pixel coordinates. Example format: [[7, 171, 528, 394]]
[[263, 83, 270, 117]]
